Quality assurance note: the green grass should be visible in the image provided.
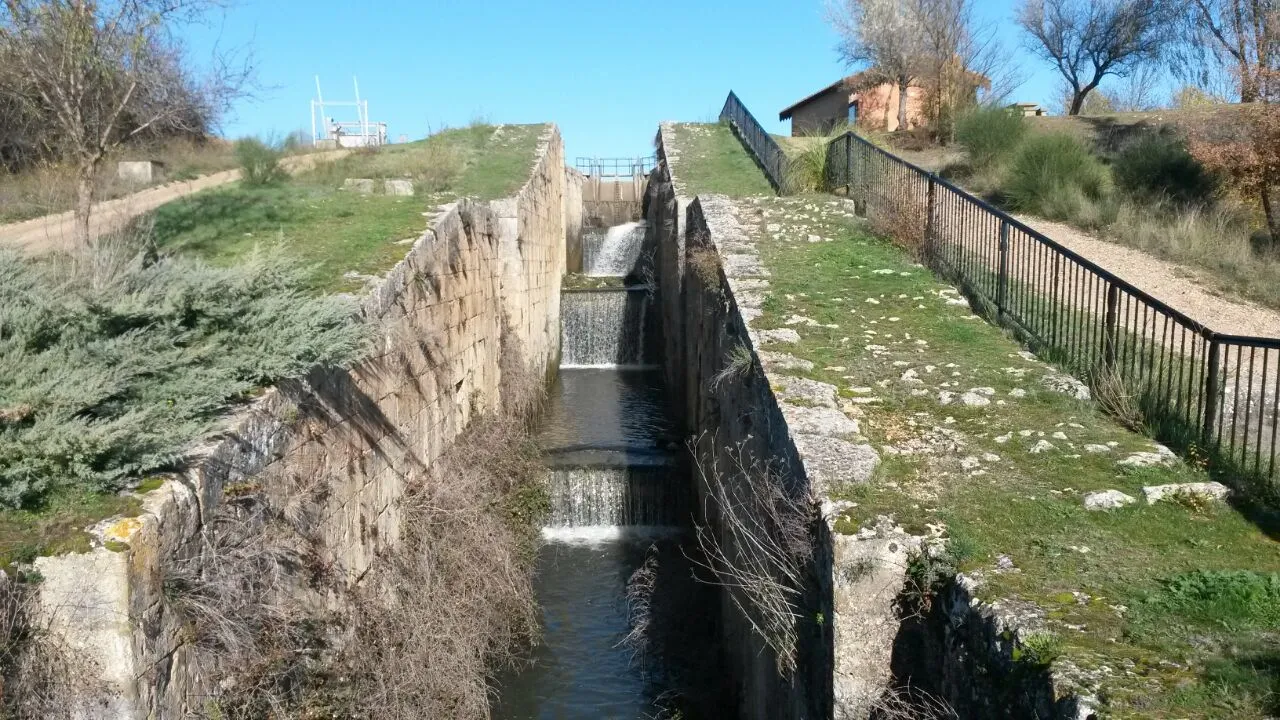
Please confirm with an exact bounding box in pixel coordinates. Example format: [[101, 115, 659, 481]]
[[732, 196, 1280, 718], [665, 123, 774, 197], [150, 184, 426, 293], [151, 124, 547, 293]]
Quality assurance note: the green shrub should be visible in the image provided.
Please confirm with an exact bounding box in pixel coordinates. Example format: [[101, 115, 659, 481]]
[[1004, 133, 1111, 220], [0, 240, 369, 508], [956, 106, 1027, 170], [1113, 134, 1217, 206], [235, 137, 286, 186]]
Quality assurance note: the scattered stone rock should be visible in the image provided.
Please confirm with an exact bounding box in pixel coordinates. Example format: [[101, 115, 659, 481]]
[[995, 555, 1016, 571], [784, 314, 820, 326], [1042, 374, 1091, 400], [1142, 482, 1231, 505], [1083, 444, 1112, 454], [1084, 490, 1136, 510], [1051, 431, 1068, 440], [792, 434, 879, 492], [758, 328, 801, 345], [1009, 388, 1027, 398], [995, 434, 1011, 444], [1030, 440, 1056, 454], [960, 392, 991, 407], [938, 391, 956, 405], [1118, 451, 1175, 468]]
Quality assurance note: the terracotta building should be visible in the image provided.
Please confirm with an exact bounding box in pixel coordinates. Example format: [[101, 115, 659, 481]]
[[780, 72, 928, 135]]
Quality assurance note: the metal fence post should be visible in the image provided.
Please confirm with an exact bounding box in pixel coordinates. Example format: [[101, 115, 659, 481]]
[[1103, 283, 1120, 372], [1050, 254, 1062, 346], [925, 174, 937, 262], [1203, 339, 1222, 446], [845, 134, 852, 197], [997, 220, 1010, 317]]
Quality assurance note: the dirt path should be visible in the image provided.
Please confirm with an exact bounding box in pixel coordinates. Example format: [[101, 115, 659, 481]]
[[1012, 215, 1280, 339], [0, 149, 349, 255]]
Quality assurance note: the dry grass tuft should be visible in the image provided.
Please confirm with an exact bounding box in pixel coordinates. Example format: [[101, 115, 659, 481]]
[[1092, 367, 1147, 433], [688, 241, 724, 291], [0, 577, 107, 718], [869, 684, 959, 720], [868, 184, 929, 259]]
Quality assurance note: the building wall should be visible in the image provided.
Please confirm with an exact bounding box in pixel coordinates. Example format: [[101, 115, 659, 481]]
[[851, 84, 927, 132], [788, 83, 929, 135], [33, 127, 572, 718], [788, 88, 851, 136]]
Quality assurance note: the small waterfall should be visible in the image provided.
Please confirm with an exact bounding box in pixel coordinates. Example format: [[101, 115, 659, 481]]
[[584, 221, 646, 276], [561, 289, 657, 368], [544, 465, 689, 529]]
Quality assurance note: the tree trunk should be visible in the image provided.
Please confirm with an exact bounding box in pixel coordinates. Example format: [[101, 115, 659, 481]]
[[1069, 91, 1086, 115], [73, 161, 96, 247], [1262, 182, 1280, 247], [897, 77, 909, 132]]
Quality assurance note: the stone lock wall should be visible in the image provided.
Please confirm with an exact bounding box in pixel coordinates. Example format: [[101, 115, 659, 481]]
[[653, 124, 1089, 720], [34, 127, 571, 718]]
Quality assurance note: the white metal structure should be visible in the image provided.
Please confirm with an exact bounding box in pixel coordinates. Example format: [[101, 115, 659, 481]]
[[310, 76, 388, 148]]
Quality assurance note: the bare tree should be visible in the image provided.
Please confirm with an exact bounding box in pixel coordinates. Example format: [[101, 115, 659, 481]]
[[909, 0, 1022, 142], [826, 0, 928, 131], [1017, 0, 1174, 115], [1180, 0, 1279, 102], [0, 0, 249, 246]]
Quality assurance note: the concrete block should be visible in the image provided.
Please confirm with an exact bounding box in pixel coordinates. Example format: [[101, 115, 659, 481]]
[[384, 179, 415, 196], [118, 160, 165, 184], [343, 178, 375, 194]]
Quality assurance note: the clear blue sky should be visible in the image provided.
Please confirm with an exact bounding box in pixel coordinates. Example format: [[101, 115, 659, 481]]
[[185, 0, 1075, 161]]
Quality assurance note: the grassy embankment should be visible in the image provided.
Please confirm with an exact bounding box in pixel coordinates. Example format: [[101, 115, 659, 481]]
[[670, 124, 1280, 718], [0, 124, 546, 570], [150, 123, 547, 293]]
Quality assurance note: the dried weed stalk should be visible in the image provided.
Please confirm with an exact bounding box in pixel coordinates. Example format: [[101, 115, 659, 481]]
[[691, 437, 815, 676]]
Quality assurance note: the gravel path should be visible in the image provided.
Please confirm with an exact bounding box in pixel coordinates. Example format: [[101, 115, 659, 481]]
[[0, 150, 349, 255], [1013, 215, 1280, 340]]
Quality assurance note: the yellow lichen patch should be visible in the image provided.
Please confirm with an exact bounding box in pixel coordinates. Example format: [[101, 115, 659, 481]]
[[103, 516, 144, 544]]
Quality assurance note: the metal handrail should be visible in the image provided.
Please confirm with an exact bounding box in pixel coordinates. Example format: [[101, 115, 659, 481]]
[[719, 90, 786, 191], [825, 128, 1280, 482]]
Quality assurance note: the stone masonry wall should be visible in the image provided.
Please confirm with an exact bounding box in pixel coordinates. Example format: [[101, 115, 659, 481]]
[[655, 125, 1090, 720], [33, 127, 571, 718]]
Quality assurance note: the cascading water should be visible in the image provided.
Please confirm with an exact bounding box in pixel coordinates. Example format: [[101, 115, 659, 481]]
[[493, 221, 723, 719], [583, 221, 647, 276], [560, 289, 657, 368]]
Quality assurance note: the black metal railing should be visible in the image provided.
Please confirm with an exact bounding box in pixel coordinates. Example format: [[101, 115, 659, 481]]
[[575, 156, 657, 178], [720, 90, 786, 191], [825, 130, 1280, 484]]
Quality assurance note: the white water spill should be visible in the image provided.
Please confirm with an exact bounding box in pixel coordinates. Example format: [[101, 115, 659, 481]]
[[584, 221, 646, 276], [539, 525, 684, 545]]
